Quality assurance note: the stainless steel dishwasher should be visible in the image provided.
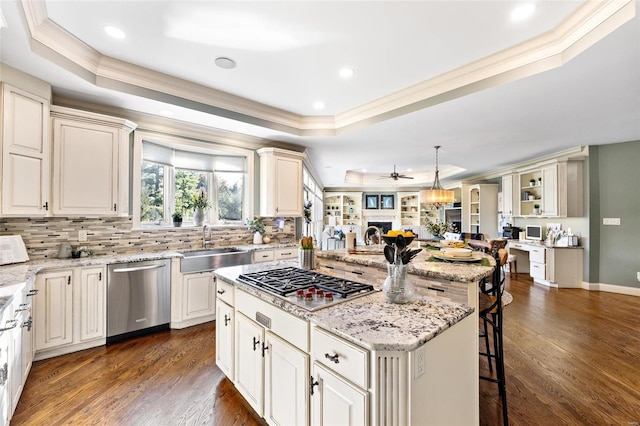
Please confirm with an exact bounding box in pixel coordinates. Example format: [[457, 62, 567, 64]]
[[107, 258, 171, 343]]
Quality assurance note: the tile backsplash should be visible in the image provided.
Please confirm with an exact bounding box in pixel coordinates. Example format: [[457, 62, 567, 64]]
[[0, 216, 296, 260]]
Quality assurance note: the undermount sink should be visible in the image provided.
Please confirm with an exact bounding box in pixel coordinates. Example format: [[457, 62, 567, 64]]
[[179, 247, 252, 273]]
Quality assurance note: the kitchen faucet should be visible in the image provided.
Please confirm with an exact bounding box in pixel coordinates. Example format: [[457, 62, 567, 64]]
[[203, 225, 213, 248]]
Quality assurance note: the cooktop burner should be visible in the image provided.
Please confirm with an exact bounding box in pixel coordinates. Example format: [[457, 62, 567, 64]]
[[237, 267, 376, 311]]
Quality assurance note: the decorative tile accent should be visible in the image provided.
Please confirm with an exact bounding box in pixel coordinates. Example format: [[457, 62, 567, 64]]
[[0, 216, 296, 260]]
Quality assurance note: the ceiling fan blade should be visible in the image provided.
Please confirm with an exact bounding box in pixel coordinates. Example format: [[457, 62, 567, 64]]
[[398, 175, 414, 179]]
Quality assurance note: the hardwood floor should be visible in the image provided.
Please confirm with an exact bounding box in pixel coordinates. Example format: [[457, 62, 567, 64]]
[[12, 274, 640, 425]]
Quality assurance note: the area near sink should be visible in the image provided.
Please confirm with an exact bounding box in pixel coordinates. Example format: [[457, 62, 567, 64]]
[[179, 247, 252, 273]]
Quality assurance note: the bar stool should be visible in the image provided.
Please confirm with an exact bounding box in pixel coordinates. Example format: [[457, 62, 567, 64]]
[[479, 251, 509, 425]]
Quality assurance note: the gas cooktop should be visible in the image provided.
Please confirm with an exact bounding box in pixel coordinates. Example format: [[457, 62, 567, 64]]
[[237, 267, 377, 311]]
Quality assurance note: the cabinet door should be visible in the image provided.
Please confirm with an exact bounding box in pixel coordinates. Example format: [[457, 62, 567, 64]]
[[264, 332, 309, 426], [542, 166, 558, 216], [273, 155, 303, 216], [235, 313, 265, 416], [311, 362, 368, 426], [34, 270, 73, 350], [215, 301, 234, 380], [52, 118, 119, 216], [0, 321, 10, 425], [1, 83, 50, 216], [79, 267, 106, 342], [9, 300, 23, 413], [501, 175, 513, 216], [182, 273, 215, 320]]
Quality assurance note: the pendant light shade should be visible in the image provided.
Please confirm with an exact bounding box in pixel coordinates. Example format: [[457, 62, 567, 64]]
[[420, 146, 455, 209]]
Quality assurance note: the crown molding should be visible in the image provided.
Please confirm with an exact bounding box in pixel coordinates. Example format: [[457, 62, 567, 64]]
[[20, 0, 635, 136]]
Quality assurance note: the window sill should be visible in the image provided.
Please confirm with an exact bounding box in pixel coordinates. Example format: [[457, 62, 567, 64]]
[[136, 223, 246, 231]]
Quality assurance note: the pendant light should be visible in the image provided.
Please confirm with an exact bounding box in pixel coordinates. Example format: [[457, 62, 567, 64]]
[[419, 146, 455, 209]]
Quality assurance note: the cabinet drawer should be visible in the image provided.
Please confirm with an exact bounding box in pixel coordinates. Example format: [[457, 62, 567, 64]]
[[312, 326, 368, 389], [216, 278, 235, 306], [253, 250, 274, 263], [530, 262, 546, 280], [529, 247, 545, 263], [274, 247, 297, 260]]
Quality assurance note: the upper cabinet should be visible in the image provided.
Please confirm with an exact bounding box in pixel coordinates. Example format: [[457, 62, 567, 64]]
[[1, 83, 51, 216], [257, 148, 304, 217], [51, 106, 136, 217], [462, 183, 499, 239], [517, 160, 583, 218], [500, 173, 519, 216]]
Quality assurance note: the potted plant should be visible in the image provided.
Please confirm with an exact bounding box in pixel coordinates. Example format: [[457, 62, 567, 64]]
[[192, 188, 211, 227], [249, 216, 266, 244], [529, 178, 536, 187], [172, 210, 183, 227]]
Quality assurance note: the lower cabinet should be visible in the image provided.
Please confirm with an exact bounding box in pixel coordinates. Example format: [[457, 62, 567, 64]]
[[215, 300, 234, 380], [34, 266, 106, 360], [172, 270, 217, 329], [311, 362, 367, 426], [235, 312, 265, 415]]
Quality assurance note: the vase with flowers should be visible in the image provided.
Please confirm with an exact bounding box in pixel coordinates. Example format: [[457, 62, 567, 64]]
[[192, 188, 211, 227], [423, 217, 458, 240]]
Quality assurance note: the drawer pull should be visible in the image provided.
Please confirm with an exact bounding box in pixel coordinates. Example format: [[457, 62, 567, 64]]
[[427, 286, 445, 293], [217, 289, 225, 295], [281, 252, 292, 256], [325, 353, 340, 364], [350, 271, 364, 276], [27, 289, 39, 297], [0, 319, 18, 332], [252, 336, 260, 351], [310, 376, 319, 395]]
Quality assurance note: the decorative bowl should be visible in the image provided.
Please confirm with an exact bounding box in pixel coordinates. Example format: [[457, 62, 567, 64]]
[[381, 235, 415, 246]]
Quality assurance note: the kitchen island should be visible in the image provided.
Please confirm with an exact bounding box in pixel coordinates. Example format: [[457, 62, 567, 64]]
[[214, 252, 495, 425]]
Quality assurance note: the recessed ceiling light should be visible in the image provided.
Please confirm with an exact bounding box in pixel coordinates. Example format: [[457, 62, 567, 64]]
[[511, 3, 536, 21], [339, 67, 355, 78], [159, 110, 174, 116], [407, 168, 412, 172], [104, 25, 126, 39], [313, 101, 325, 110], [237, 127, 248, 133], [362, 169, 367, 172], [215, 57, 237, 69]]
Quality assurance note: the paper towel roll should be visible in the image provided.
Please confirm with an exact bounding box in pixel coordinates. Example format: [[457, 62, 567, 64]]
[[345, 232, 357, 250]]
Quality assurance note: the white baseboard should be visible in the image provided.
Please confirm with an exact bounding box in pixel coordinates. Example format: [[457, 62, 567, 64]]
[[581, 281, 640, 297]]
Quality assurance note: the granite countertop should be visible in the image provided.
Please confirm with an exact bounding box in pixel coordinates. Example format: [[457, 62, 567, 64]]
[[0, 242, 297, 292], [316, 246, 495, 283], [214, 261, 474, 352]]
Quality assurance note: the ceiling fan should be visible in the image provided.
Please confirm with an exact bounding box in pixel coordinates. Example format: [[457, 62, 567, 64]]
[[381, 165, 414, 181]]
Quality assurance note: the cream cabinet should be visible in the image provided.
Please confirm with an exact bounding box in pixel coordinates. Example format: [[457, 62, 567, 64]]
[[501, 173, 519, 216], [253, 248, 275, 263], [398, 192, 420, 226], [182, 272, 216, 321], [258, 148, 304, 217], [311, 362, 368, 426], [235, 312, 265, 415], [9, 283, 36, 414], [462, 183, 499, 239], [0, 306, 12, 425], [34, 266, 106, 360], [517, 160, 583, 217], [50, 106, 136, 217], [0, 83, 51, 217], [34, 270, 73, 351], [264, 332, 309, 426], [216, 300, 235, 380]]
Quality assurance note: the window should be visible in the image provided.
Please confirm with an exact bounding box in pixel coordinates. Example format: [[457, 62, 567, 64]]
[[139, 141, 247, 227], [302, 165, 323, 237]]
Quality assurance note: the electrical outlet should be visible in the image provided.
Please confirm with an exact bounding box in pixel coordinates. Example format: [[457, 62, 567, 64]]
[[603, 218, 621, 225], [78, 230, 88, 242], [414, 346, 425, 379]]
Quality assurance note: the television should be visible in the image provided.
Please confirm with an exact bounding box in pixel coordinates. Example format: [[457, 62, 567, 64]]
[[525, 225, 543, 241]]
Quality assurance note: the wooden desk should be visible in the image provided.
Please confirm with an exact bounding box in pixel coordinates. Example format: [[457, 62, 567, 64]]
[[508, 241, 583, 288]]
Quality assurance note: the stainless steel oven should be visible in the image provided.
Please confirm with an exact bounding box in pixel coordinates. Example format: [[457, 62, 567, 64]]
[[106, 259, 171, 343]]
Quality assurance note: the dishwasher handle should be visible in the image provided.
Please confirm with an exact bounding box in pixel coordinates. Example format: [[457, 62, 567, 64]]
[[111, 264, 167, 273]]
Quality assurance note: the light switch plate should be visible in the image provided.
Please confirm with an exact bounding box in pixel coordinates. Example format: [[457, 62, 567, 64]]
[[603, 218, 621, 225], [78, 230, 88, 242]]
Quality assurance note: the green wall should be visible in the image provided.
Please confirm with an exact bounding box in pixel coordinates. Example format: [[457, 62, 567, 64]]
[[590, 140, 640, 288]]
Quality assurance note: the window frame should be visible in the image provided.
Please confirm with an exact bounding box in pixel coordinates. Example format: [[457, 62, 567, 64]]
[[132, 131, 254, 230]]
